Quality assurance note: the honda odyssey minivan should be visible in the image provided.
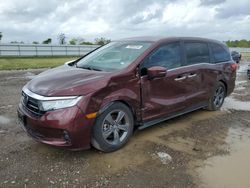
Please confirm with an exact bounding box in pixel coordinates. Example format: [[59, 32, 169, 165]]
[[18, 37, 237, 152]]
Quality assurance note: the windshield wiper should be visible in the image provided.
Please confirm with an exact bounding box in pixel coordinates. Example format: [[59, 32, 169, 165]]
[[78, 65, 102, 71]]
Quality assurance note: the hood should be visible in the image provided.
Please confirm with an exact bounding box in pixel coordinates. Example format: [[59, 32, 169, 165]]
[[26, 65, 110, 96]]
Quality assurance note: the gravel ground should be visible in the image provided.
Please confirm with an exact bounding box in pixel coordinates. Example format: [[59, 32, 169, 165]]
[[0, 60, 250, 188]]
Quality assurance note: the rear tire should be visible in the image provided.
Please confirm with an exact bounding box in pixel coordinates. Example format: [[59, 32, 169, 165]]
[[91, 102, 134, 152], [206, 82, 226, 111]]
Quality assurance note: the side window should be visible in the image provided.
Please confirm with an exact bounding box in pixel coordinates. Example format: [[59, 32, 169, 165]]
[[184, 42, 210, 65], [143, 42, 181, 70], [210, 43, 230, 63]]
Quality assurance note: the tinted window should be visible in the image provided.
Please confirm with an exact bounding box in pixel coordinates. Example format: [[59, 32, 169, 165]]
[[143, 42, 181, 69], [185, 42, 209, 65], [211, 43, 230, 63]]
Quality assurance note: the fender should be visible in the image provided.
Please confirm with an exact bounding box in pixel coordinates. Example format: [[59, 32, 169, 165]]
[[98, 101, 115, 114], [97, 88, 142, 122]]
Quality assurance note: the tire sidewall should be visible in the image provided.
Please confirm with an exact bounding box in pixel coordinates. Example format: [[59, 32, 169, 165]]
[[92, 102, 134, 152], [208, 82, 226, 111]]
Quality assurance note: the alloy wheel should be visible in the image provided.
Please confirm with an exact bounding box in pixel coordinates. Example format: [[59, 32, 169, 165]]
[[102, 110, 130, 145], [213, 86, 225, 108]]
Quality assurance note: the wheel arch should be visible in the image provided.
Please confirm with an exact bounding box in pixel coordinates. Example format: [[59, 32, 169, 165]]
[[218, 79, 228, 95], [98, 99, 139, 125]]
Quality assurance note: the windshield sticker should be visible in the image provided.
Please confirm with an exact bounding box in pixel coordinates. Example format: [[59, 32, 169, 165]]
[[125, 45, 143, 49]]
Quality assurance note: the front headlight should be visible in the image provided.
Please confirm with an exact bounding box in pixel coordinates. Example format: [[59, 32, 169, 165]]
[[38, 96, 82, 111]]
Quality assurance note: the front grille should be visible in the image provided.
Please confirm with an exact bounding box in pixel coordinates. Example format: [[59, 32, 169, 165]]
[[22, 92, 45, 117]]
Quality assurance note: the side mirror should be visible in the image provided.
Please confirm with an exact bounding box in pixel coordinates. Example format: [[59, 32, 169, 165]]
[[147, 66, 167, 79]]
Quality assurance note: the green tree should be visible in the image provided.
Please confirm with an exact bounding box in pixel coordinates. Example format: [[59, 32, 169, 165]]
[[32, 41, 39, 44], [68, 37, 94, 45], [80, 41, 94, 45], [226, 40, 250, 48], [76, 37, 93, 45], [69, 38, 77, 45], [42, 38, 52, 44], [0, 32, 2, 42], [94, 37, 111, 45], [239, 39, 249, 47]]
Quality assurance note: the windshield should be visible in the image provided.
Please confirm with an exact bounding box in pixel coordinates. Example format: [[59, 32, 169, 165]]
[[76, 41, 152, 71]]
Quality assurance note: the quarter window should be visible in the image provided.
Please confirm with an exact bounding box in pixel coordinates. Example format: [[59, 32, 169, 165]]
[[210, 43, 230, 63], [143, 42, 181, 70], [184, 42, 210, 65]]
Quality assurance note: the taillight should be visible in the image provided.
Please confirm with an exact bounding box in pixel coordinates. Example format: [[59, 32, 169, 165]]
[[230, 63, 237, 72]]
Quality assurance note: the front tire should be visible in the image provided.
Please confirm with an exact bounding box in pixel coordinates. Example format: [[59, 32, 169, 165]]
[[91, 102, 134, 152], [207, 82, 226, 111]]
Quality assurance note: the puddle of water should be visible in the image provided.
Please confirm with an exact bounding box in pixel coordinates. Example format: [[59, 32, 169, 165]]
[[198, 127, 250, 188], [0, 116, 10, 125], [237, 63, 249, 73], [222, 97, 250, 111], [235, 80, 247, 85], [234, 85, 246, 91]]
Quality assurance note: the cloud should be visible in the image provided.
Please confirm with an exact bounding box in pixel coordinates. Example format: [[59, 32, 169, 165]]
[[200, 0, 226, 6], [0, 0, 249, 43], [0, 0, 60, 21], [215, 0, 250, 18]]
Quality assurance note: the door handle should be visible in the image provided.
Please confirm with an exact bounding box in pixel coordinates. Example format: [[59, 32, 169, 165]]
[[174, 75, 187, 81], [187, 73, 197, 78]]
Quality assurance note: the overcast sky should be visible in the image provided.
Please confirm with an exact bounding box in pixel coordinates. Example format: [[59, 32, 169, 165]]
[[0, 0, 250, 43]]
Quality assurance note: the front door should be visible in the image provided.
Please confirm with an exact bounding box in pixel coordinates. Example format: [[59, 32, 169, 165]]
[[140, 42, 192, 122]]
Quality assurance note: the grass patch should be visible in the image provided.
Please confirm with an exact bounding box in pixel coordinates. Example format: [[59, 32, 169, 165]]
[[0, 57, 79, 70]]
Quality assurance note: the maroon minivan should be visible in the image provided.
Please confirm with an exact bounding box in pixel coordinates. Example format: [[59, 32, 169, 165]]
[[18, 37, 237, 152]]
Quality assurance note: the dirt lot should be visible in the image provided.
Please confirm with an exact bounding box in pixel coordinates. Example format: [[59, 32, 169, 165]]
[[0, 60, 250, 188]]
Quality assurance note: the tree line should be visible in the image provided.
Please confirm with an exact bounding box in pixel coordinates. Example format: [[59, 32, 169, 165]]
[[0, 32, 111, 45], [225, 40, 250, 48], [1, 32, 249, 47]]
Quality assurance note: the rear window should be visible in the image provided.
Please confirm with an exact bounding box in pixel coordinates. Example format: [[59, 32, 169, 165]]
[[210, 43, 231, 63], [184, 42, 210, 65]]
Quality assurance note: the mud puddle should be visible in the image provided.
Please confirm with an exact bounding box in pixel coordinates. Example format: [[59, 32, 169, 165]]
[[222, 97, 250, 111], [198, 125, 250, 188]]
